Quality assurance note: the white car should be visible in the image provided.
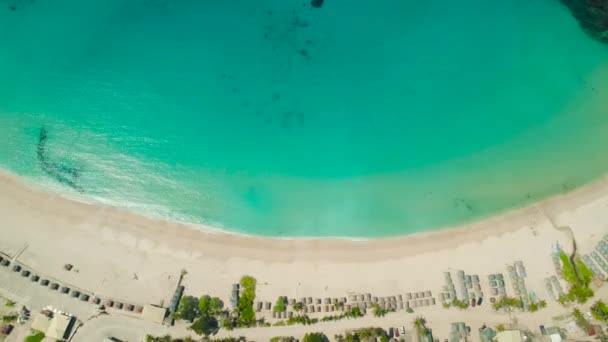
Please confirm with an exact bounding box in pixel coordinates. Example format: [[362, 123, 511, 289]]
[[400, 326, 406, 335]]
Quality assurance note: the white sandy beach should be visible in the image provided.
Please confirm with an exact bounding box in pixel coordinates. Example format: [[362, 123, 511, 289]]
[[1, 170, 607, 340]]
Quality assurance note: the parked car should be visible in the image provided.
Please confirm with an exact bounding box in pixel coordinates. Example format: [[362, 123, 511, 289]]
[[477, 297, 483, 306], [388, 328, 394, 337], [400, 326, 406, 335], [394, 329, 400, 337], [471, 298, 476, 307]]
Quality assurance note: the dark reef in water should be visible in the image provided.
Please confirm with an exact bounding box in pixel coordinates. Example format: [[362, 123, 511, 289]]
[[37, 128, 83, 192], [311, 0, 324, 8], [560, 0, 608, 43]]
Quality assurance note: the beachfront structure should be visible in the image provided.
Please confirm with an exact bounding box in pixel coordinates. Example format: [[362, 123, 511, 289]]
[[480, 327, 497, 342], [496, 330, 525, 342], [31, 312, 75, 341], [141, 304, 168, 324], [168, 285, 184, 314]]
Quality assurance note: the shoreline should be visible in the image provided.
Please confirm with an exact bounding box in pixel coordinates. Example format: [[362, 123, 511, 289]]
[[1, 167, 607, 309], [4, 167, 608, 243]]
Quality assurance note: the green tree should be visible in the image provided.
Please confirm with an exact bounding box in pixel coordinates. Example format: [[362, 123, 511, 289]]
[[273, 297, 287, 313], [174, 296, 201, 322], [270, 337, 297, 342], [492, 296, 522, 311], [190, 315, 219, 336], [372, 304, 387, 317], [199, 295, 212, 314], [24, 332, 45, 342], [2, 313, 18, 323], [591, 300, 608, 321], [558, 252, 594, 305], [222, 317, 234, 331], [302, 332, 329, 342], [572, 308, 592, 333], [292, 302, 304, 311], [238, 276, 257, 326], [209, 297, 224, 314], [412, 316, 428, 337]]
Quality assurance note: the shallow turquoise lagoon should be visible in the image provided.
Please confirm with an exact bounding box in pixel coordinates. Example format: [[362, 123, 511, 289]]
[[1, 0, 607, 237]]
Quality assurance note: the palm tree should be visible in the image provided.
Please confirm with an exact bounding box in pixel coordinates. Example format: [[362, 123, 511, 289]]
[[412, 316, 428, 336]]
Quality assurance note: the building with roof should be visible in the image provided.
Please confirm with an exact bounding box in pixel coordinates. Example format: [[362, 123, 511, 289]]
[[496, 330, 525, 342], [141, 304, 168, 324], [31, 312, 75, 341], [480, 327, 497, 342]]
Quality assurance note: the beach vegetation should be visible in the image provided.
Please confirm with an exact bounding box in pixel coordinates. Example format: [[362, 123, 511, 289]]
[[286, 314, 318, 325], [270, 337, 297, 342], [591, 300, 608, 321], [199, 295, 224, 316], [221, 317, 235, 331], [559, 251, 594, 305], [406, 307, 414, 313], [2, 313, 18, 323], [145, 335, 246, 342], [173, 295, 201, 322], [145, 335, 173, 342], [237, 276, 256, 326], [443, 299, 468, 310], [24, 331, 45, 342], [4, 300, 16, 308], [412, 316, 428, 337], [302, 332, 329, 342], [492, 296, 522, 311], [190, 314, 219, 337], [335, 327, 389, 342], [528, 300, 547, 312], [372, 303, 388, 317], [572, 308, 593, 333], [273, 297, 287, 313], [345, 307, 364, 318]]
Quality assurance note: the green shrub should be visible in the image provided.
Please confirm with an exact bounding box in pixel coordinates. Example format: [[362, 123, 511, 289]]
[[238, 276, 257, 326], [190, 315, 219, 336], [25, 332, 45, 342], [273, 297, 286, 313], [591, 300, 608, 321], [558, 251, 594, 305], [302, 332, 329, 342]]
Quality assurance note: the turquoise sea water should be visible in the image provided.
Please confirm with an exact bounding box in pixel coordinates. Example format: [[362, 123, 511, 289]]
[[1, 0, 608, 237]]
